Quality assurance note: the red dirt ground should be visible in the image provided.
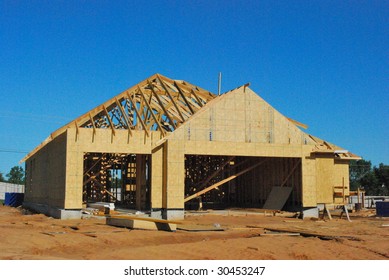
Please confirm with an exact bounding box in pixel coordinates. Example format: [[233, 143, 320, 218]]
[[0, 205, 388, 260]]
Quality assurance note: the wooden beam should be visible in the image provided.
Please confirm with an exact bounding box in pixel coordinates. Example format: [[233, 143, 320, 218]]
[[174, 81, 195, 114], [109, 215, 183, 224], [190, 89, 204, 107], [74, 120, 80, 138], [115, 97, 133, 136], [143, 92, 154, 125], [173, 79, 216, 101], [102, 189, 117, 201], [184, 159, 267, 203], [137, 92, 146, 130], [197, 156, 235, 190], [286, 117, 308, 129], [157, 95, 184, 120], [147, 79, 177, 130], [88, 113, 97, 136], [83, 153, 105, 176], [103, 105, 116, 136], [138, 86, 165, 136], [126, 92, 150, 137], [20, 74, 195, 163], [157, 74, 186, 123]]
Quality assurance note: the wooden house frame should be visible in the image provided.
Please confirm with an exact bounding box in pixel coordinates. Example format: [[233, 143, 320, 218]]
[[21, 74, 360, 219]]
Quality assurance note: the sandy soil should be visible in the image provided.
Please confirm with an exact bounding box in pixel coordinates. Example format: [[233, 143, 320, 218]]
[[0, 205, 388, 260]]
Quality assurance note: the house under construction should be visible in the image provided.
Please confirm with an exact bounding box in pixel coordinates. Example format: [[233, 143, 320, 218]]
[[21, 74, 360, 219]]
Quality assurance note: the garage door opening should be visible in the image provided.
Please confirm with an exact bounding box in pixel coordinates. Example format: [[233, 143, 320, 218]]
[[184, 155, 302, 212]]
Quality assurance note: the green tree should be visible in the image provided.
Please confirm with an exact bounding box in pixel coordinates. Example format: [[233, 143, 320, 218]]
[[360, 170, 379, 195], [0, 172, 5, 182], [6, 166, 25, 185], [349, 159, 372, 191], [351, 160, 389, 196], [372, 163, 389, 196]]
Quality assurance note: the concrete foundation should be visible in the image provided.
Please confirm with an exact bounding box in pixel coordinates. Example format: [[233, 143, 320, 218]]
[[150, 208, 163, 219], [23, 201, 81, 219], [300, 207, 319, 219], [162, 208, 185, 220]]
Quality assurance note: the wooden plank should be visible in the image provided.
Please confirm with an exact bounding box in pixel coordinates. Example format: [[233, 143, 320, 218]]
[[261, 232, 300, 236], [191, 89, 205, 107], [174, 81, 195, 114], [173, 79, 215, 101], [83, 153, 105, 176], [74, 120, 80, 138], [106, 217, 178, 232], [264, 227, 361, 241], [196, 156, 235, 189], [177, 224, 224, 232], [88, 112, 97, 136], [108, 215, 183, 224], [286, 117, 308, 129], [184, 159, 267, 203]]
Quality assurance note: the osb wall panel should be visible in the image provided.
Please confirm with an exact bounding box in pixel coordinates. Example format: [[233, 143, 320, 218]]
[[24, 131, 67, 208], [334, 160, 350, 190], [168, 87, 314, 147], [314, 157, 350, 204], [151, 144, 164, 209], [315, 156, 335, 204], [68, 128, 155, 154], [301, 148, 317, 207], [183, 141, 306, 158], [333, 159, 350, 204], [165, 139, 185, 209]]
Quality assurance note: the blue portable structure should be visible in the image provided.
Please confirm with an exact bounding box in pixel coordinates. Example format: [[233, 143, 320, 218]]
[[376, 201, 389, 217], [4, 193, 24, 207]]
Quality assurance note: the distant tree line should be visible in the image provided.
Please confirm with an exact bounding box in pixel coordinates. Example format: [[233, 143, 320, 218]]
[[0, 166, 25, 185], [350, 160, 389, 196]]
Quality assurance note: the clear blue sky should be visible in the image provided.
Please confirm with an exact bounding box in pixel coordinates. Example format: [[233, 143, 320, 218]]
[[0, 0, 388, 176]]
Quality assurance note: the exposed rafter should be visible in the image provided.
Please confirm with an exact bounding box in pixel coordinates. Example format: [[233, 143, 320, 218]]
[[21, 74, 216, 162]]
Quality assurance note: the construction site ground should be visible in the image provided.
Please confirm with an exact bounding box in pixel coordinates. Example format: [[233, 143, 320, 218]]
[[0, 204, 388, 260]]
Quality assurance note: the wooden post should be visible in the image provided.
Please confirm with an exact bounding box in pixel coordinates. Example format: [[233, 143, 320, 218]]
[[361, 189, 365, 208], [136, 154, 145, 210], [357, 187, 360, 204]]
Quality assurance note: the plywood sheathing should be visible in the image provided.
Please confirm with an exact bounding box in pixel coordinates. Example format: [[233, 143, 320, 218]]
[[24, 131, 67, 209], [165, 86, 315, 147]]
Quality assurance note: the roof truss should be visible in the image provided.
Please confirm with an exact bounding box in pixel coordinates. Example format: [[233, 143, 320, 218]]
[[22, 74, 216, 162], [79, 74, 215, 134]]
